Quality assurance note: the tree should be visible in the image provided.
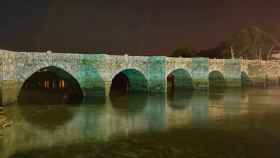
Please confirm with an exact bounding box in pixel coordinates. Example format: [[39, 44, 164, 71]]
[[223, 26, 279, 60], [199, 42, 230, 59], [170, 47, 197, 57]]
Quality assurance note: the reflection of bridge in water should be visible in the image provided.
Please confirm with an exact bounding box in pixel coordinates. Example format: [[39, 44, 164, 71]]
[[2, 89, 258, 158], [1, 49, 280, 105]]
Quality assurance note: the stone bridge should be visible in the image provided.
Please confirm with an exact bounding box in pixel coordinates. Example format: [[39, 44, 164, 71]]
[[1, 49, 280, 105]]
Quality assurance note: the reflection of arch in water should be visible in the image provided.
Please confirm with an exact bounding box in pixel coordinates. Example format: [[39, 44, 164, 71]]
[[209, 71, 226, 89], [190, 91, 209, 126], [110, 93, 148, 115], [143, 94, 166, 130], [17, 105, 76, 131], [110, 68, 148, 94], [167, 90, 192, 110], [19, 66, 83, 105], [167, 69, 193, 92], [209, 88, 225, 101], [241, 71, 252, 87]]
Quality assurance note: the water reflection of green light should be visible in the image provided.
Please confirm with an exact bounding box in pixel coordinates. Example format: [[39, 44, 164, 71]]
[[3, 88, 280, 158]]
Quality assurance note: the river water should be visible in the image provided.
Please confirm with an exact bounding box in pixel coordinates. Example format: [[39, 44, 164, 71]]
[[1, 87, 280, 158]]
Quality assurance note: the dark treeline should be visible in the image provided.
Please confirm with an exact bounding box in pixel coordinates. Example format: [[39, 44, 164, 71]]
[[170, 26, 280, 60]]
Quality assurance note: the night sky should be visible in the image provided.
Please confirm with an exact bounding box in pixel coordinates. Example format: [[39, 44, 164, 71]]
[[1, 0, 280, 55]]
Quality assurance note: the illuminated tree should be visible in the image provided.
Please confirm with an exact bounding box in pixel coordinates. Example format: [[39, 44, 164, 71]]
[[223, 26, 279, 60]]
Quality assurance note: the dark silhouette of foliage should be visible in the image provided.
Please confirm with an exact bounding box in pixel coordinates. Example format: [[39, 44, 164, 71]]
[[170, 26, 279, 60], [223, 26, 280, 60], [170, 47, 197, 57]]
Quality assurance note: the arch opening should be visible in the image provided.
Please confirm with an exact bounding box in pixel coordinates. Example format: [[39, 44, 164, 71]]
[[18, 66, 83, 105], [209, 71, 226, 91], [167, 69, 193, 93], [110, 69, 148, 96], [241, 71, 252, 87]]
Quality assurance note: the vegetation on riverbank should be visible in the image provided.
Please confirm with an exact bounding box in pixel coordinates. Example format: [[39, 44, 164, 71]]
[[171, 25, 280, 60]]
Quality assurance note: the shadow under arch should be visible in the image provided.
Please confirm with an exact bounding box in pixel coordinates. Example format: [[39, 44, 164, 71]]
[[241, 71, 252, 87], [209, 71, 226, 93], [18, 66, 83, 105], [110, 69, 148, 115], [167, 68, 193, 93], [17, 66, 83, 130], [16, 104, 77, 131], [110, 68, 148, 95]]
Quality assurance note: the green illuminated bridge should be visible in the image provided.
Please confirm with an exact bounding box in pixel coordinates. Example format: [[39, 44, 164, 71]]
[[1, 49, 279, 105]]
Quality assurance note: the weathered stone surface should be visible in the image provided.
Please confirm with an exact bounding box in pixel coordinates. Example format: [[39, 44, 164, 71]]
[[209, 59, 224, 73], [147, 56, 166, 93], [1, 49, 279, 105], [166, 57, 192, 77], [224, 59, 241, 87], [248, 60, 266, 87], [192, 58, 209, 89]]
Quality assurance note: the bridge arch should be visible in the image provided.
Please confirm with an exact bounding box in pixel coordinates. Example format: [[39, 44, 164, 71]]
[[110, 68, 148, 94], [209, 71, 226, 89], [241, 71, 252, 87], [167, 68, 193, 91], [18, 66, 83, 104]]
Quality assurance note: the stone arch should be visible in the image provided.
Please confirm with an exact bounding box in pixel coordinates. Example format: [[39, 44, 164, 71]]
[[166, 67, 192, 78], [18, 64, 82, 94], [241, 71, 252, 87], [18, 66, 83, 104], [166, 68, 193, 91], [111, 67, 148, 81], [208, 71, 226, 89], [110, 68, 148, 94]]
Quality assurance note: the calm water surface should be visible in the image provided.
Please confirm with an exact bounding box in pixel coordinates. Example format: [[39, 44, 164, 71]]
[[2, 88, 280, 158]]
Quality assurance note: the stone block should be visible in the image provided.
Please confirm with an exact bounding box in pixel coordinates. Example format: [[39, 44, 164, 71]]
[[147, 56, 166, 93], [192, 58, 209, 89], [224, 59, 241, 87]]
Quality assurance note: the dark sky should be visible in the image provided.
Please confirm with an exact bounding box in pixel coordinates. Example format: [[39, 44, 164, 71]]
[[1, 0, 280, 55]]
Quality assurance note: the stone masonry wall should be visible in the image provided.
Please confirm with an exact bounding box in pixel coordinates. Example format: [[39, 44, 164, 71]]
[[1, 49, 280, 105]]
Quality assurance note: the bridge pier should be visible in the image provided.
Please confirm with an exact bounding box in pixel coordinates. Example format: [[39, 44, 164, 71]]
[[147, 56, 166, 93], [0, 80, 20, 106], [191, 58, 209, 89], [104, 81, 112, 98], [224, 59, 241, 88]]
